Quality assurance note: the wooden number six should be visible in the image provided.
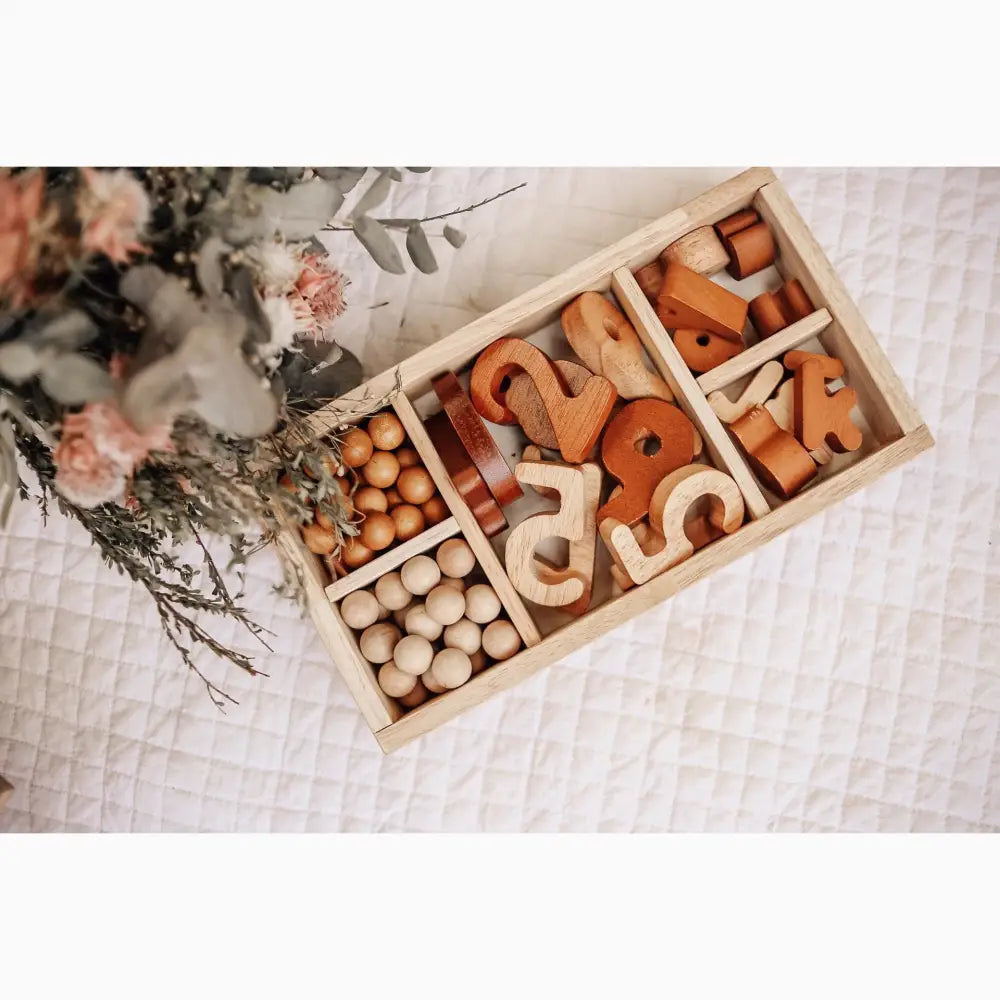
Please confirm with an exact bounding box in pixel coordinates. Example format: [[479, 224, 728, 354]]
[[600, 464, 745, 585]]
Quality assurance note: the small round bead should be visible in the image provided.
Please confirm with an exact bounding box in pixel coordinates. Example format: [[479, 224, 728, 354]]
[[378, 661, 416, 697], [430, 648, 472, 689], [404, 603, 444, 641], [421, 496, 449, 525], [482, 620, 522, 661], [398, 676, 429, 708], [422, 668, 446, 694], [400, 555, 440, 596], [464, 584, 501, 624], [353, 487, 387, 514], [359, 622, 401, 664], [359, 511, 395, 551], [341, 536, 373, 568], [390, 504, 425, 542], [341, 428, 374, 468], [362, 451, 400, 489], [340, 590, 380, 630], [374, 572, 412, 611], [396, 466, 435, 505], [443, 618, 481, 656], [425, 585, 466, 626], [395, 447, 421, 468], [469, 648, 488, 675], [438, 577, 466, 594], [436, 538, 475, 578], [367, 412, 405, 451], [393, 634, 434, 676]]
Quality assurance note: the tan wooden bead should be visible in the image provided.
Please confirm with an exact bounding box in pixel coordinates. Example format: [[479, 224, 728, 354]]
[[378, 661, 416, 698], [482, 620, 522, 661]]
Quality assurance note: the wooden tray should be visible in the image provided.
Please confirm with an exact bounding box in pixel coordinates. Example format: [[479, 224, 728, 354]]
[[275, 168, 933, 753]]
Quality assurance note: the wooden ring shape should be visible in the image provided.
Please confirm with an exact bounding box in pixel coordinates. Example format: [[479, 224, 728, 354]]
[[597, 398, 697, 527], [432, 371, 522, 508], [673, 328, 744, 374], [469, 338, 617, 464], [425, 409, 507, 537]]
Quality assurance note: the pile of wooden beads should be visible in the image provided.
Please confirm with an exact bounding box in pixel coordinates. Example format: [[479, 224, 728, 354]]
[[302, 410, 450, 571], [338, 537, 524, 710]]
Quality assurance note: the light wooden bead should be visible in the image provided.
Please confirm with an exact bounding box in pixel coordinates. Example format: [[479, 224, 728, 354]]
[[425, 584, 466, 626], [469, 648, 488, 675], [375, 600, 390, 621], [400, 555, 441, 596], [391, 504, 425, 541], [404, 603, 444, 641], [430, 648, 472, 689], [374, 571, 412, 611], [422, 667, 446, 694], [359, 511, 395, 551], [367, 412, 405, 451], [443, 618, 482, 656], [397, 466, 436, 505], [340, 590, 380, 630], [439, 576, 466, 594], [354, 487, 388, 514], [341, 427, 374, 469], [398, 677, 429, 708], [482, 620, 521, 660], [359, 623, 401, 664], [464, 584, 501, 624], [378, 661, 416, 697], [392, 599, 416, 628], [362, 450, 400, 489], [393, 634, 435, 676], [436, 537, 476, 578]]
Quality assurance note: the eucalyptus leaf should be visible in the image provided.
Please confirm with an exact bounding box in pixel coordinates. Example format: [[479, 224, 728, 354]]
[[0, 341, 41, 382], [443, 224, 467, 248], [405, 223, 438, 274], [33, 310, 98, 349], [224, 179, 344, 244], [352, 216, 405, 274], [315, 167, 366, 193], [196, 236, 229, 299], [39, 353, 114, 405], [121, 349, 198, 430], [350, 171, 393, 220], [189, 359, 278, 439], [406, 167, 432, 173]]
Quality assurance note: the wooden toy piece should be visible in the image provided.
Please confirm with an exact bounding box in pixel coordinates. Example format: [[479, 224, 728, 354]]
[[430, 648, 473, 689], [634, 261, 664, 303], [469, 338, 617, 464], [507, 360, 595, 453], [482, 620, 522, 660], [713, 208, 775, 279], [608, 521, 665, 592], [340, 590, 381, 630], [600, 464, 745, 585], [505, 459, 602, 609], [561, 291, 674, 402], [425, 409, 507, 537], [656, 262, 748, 344], [728, 405, 817, 500], [749, 279, 815, 338], [660, 225, 730, 277], [707, 360, 785, 424], [433, 371, 522, 507], [764, 379, 833, 465], [784, 350, 863, 453], [597, 399, 697, 527], [521, 445, 560, 500], [673, 328, 744, 374]]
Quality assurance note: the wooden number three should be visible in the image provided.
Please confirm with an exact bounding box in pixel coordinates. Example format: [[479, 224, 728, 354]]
[[600, 464, 745, 585], [469, 338, 617, 464], [505, 459, 602, 611]]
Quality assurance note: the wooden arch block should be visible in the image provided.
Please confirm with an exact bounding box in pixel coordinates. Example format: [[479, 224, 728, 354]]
[[656, 262, 748, 343], [714, 208, 776, 280], [597, 399, 698, 527], [784, 349, 863, 453], [600, 464, 745, 585], [728, 405, 817, 500], [707, 360, 785, 424], [561, 292, 674, 402], [505, 459, 602, 611], [748, 279, 814, 338], [469, 338, 617, 464]]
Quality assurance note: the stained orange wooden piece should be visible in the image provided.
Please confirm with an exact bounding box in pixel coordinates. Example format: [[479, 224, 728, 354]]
[[728, 405, 817, 499], [673, 328, 744, 373], [469, 338, 617, 464], [507, 360, 594, 452], [655, 262, 748, 343], [714, 209, 775, 280], [784, 350, 863, 453], [596, 399, 697, 527], [749, 279, 814, 338]]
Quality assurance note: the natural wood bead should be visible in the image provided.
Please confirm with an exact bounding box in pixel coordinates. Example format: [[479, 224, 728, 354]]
[[384, 487, 404, 508], [439, 576, 466, 594], [374, 571, 412, 610], [359, 511, 395, 551], [378, 661, 417, 697], [398, 676, 429, 708], [341, 536, 374, 568], [422, 667, 446, 694], [395, 447, 421, 468], [390, 503, 425, 541], [728, 405, 817, 499], [464, 584, 501, 624], [724, 222, 775, 280], [469, 649, 488, 675], [397, 466, 436, 505], [340, 590, 381, 630], [302, 522, 336, 555], [425, 584, 466, 626], [393, 634, 435, 676], [341, 427, 374, 469], [399, 555, 441, 596], [430, 648, 472, 689], [436, 537, 475, 578], [354, 487, 388, 514], [404, 603, 443, 641], [443, 617, 482, 655], [482, 620, 522, 661], [656, 262, 748, 343], [420, 495, 449, 525], [362, 451, 400, 489], [673, 328, 744, 374], [360, 622, 401, 664]]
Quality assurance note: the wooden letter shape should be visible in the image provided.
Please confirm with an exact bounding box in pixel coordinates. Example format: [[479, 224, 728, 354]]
[[707, 360, 785, 423], [728, 405, 817, 500], [469, 338, 617, 464], [600, 464, 745, 585], [561, 292, 674, 402], [597, 399, 698, 527], [655, 262, 748, 343], [505, 460, 602, 610], [763, 379, 833, 465], [784, 350, 863, 453]]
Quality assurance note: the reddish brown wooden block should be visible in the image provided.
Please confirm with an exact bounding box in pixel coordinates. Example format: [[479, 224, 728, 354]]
[[729, 405, 817, 499], [469, 338, 617, 464], [673, 328, 744, 374], [507, 360, 594, 453], [655, 262, 748, 343], [749, 279, 815, 338], [714, 209, 775, 280], [784, 350, 864, 453]]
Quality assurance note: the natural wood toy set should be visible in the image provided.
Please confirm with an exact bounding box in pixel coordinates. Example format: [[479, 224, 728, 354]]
[[274, 169, 933, 753]]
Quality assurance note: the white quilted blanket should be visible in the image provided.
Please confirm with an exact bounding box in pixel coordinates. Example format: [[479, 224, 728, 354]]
[[1, 167, 997, 832]]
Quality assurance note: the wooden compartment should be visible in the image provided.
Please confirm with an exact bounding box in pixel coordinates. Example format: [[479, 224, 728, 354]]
[[277, 168, 933, 753]]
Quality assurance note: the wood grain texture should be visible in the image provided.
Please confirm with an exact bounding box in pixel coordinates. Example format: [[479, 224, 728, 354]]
[[375, 424, 934, 752], [391, 393, 542, 648], [656, 262, 748, 343], [660, 225, 729, 276], [673, 328, 744, 373], [785, 350, 863, 453], [324, 517, 461, 602], [695, 308, 832, 394], [707, 360, 784, 423], [611, 267, 771, 520], [764, 379, 833, 465], [507, 360, 593, 452], [729, 406, 817, 499], [754, 180, 924, 442]]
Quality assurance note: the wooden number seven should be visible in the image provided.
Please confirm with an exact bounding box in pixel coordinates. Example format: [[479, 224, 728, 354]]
[[469, 338, 617, 464], [505, 459, 602, 611], [599, 464, 745, 585]]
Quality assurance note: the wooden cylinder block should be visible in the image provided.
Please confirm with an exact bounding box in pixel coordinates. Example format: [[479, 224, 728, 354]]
[[749, 279, 815, 339], [659, 226, 730, 277], [728, 405, 817, 499], [714, 208, 760, 240], [673, 328, 744, 374], [714, 209, 775, 280]]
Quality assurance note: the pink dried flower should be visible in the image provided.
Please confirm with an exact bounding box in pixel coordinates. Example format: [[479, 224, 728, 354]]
[[77, 168, 151, 264], [289, 252, 346, 341], [53, 425, 129, 508], [0, 170, 48, 308]]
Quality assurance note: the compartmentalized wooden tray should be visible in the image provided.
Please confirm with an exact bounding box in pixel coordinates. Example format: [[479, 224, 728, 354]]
[[275, 168, 933, 753]]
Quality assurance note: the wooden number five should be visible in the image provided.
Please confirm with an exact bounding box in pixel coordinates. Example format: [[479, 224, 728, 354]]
[[469, 338, 617, 464], [599, 464, 745, 585]]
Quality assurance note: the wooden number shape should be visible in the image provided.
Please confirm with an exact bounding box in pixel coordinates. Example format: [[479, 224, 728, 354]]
[[764, 379, 833, 465], [656, 262, 748, 343], [469, 338, 617, 463], [597, 399, 697, 527], [507, 360, 594, 452], [728, 406, 816, 500], [609, 521, 665, 592], [784, 350, 863, 453], [707, 360, 784, 423], [600, 464, 745, 585], [505, 460, 602, 610], [561, 292, 674, 402]]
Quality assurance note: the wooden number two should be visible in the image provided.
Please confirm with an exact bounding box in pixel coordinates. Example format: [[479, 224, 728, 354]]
[[600, 464, 745, 585], [505, 459, 602, 611], [469, 338, 617, 464]]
